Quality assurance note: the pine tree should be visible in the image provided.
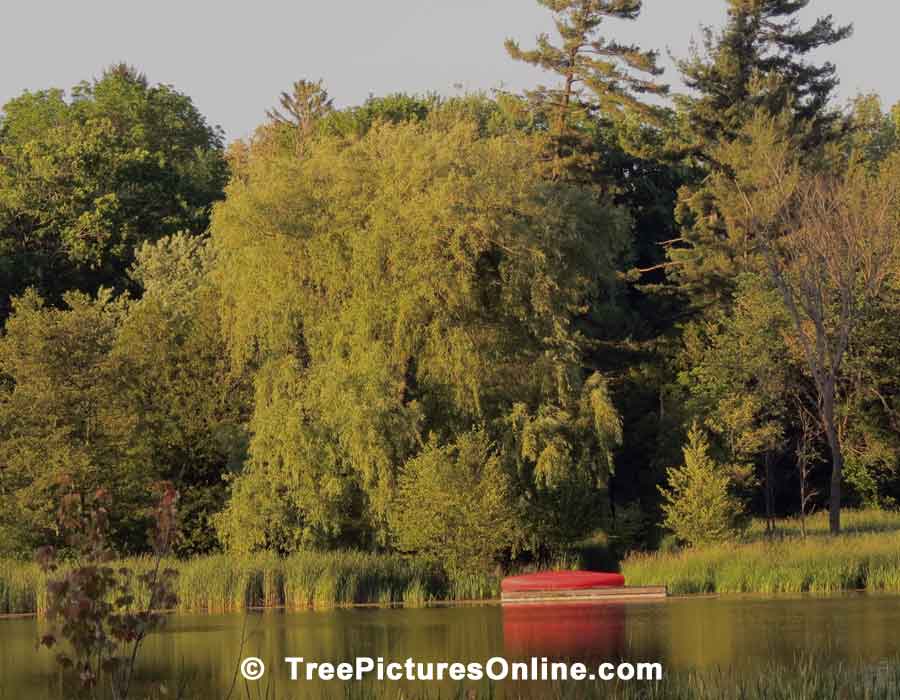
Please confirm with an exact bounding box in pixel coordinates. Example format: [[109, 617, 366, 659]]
[[266, 79, 334, 133], [679, 1, 851, 152], [505, 0, 667, 176], [668, 0, 852, 305], [659, 424, 747, 546]]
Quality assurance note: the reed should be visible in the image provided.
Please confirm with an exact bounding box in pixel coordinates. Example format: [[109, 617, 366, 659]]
[[0, 550, 505, 616], [6, 509, 898, 615], [624, 509, 900, 595], [0, 558, 42, 614]]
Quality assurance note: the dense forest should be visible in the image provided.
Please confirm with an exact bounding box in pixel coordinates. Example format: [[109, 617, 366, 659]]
[[2, 0, 900, 572]]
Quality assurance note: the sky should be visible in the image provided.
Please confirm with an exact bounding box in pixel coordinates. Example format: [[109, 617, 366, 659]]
[[1, 1, 895, 141]]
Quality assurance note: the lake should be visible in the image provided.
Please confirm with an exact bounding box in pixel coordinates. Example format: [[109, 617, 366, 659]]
[[3, 594, 900, 698]]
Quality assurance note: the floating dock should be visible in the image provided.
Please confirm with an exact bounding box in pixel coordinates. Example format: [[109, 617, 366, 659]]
[[501, 585, 667, 604], [500, 571, 666, 604]]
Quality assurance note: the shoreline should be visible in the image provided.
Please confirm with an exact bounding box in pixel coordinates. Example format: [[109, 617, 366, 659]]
[[6, 587, 900, 622]]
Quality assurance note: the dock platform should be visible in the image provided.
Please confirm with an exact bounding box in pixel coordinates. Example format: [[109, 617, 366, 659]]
[[500, 585, 667, 603]]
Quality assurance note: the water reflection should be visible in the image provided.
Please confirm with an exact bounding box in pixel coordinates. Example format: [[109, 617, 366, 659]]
[[502, 603, 626, 660], [2, 594, 900, 698]]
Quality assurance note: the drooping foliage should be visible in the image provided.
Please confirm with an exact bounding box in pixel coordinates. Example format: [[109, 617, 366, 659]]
[[212, 112, 629, 557]]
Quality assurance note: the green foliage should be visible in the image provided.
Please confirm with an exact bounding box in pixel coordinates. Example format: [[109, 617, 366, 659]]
[[390, 430, 519, 573], [678, 273, 801, 494], [670, 1, 852, 303], [0, 289, 149, 553], [706, 110, 900, 530], [266, 78, 334, 131], [0, 233, 247, 556], [677, 1, 851, 151], [506, 0, 668, 179], [659, 424, 747, 546], [846, 94, 900, 166], [213, 112, 629, 554], [506, 0, 668, 124], [319, 92, 433, 138], [0, 64, 226, 318], [1, 10, 898, 567], [114, 234, 249, 554], [505, 374, 623, 551], [834, 285, 900, 508]]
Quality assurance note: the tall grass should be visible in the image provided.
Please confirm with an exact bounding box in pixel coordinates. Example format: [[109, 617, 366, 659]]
[[0, 550, 502, 616], [7, 509, 900, 615], [624, 509, 900, 595], [0, 559, 42, 614]]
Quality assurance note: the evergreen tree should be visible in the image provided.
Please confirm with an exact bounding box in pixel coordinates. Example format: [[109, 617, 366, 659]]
[[506, 0, 667, 176], [266, 79, 334, 132], [659, 424, 747, 546], [678, 1, 851, 151], [668, 0, 852, 304]]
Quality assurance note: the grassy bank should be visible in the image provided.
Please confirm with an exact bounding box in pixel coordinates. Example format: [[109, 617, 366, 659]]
[[623, 509, 900, 595], [6, 509, 900, 616], [0, 550, 502, 617]]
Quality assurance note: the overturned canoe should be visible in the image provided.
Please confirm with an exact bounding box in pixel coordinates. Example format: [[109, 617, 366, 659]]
[[502, 571, 626, 592], [501, 571, 666, 603]]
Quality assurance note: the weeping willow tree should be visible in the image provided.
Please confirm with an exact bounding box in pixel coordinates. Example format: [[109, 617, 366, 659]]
[[211, 111, 630, 559]]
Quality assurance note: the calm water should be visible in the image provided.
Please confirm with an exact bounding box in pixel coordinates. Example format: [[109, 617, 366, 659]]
[[3, 594, 900, 698]]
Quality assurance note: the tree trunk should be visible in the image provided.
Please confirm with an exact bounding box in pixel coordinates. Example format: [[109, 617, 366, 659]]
[[764, 451, 775, 535], [827, 435, 844, 535], [799, 463, 808, 538], [821, 389, 843, 535]]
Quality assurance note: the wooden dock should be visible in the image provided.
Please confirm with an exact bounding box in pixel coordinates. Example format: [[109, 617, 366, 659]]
[[500, 585, 667, 604]]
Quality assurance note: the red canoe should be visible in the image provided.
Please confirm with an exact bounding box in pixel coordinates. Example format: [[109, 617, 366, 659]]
[[501, 570, 625, 593]]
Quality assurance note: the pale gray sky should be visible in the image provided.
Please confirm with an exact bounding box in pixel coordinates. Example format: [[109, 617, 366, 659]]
[[1, 1, 893, 141]]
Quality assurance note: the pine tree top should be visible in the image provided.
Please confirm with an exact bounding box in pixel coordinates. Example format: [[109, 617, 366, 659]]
[[677, 0, 853, 151], [506, 0, 668, 125]]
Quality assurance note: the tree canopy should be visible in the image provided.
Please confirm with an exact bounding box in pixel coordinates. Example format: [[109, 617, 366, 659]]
[[3, 3, 900, 564], [211, 112, 628, 556], [0, 64, 227, 319]]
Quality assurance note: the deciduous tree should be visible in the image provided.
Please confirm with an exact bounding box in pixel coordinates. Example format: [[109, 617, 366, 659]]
[[212, 113, 630, 552], [0, 64, 226, 320], [711, 113, 900, 533]]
